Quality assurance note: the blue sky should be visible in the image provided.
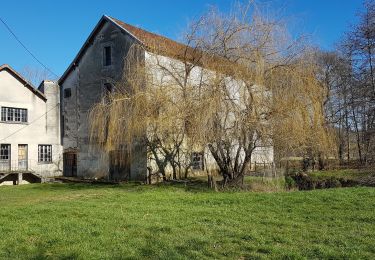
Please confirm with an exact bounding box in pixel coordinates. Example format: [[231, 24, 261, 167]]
[[0, 0, 364, 81]]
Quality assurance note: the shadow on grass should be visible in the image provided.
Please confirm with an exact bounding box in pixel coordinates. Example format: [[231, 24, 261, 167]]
[[157, 178, 212, 192], [26, 182, 125, 192], [26, 178, 212, 193]]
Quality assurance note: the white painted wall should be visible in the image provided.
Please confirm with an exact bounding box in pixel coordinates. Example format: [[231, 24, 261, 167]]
[[0, 69, 62, 179], [144, 51, 274, 176]]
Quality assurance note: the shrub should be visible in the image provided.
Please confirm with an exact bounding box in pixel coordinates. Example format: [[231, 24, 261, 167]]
[[285, 176, 296, 190]]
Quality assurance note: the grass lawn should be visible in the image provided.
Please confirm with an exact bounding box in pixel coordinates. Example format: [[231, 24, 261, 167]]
[[0, 183, 374, 259], [308, 168, 375, 180]]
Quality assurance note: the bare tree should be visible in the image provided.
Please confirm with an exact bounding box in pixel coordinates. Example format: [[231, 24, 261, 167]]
[[335, 0, 375, 165], [20, 66, 56, 87], [89, 2, 334, 186], [315, 51, 353, 164]]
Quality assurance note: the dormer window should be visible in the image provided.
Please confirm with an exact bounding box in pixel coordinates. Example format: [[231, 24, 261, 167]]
[[103, 46, 112, 66]]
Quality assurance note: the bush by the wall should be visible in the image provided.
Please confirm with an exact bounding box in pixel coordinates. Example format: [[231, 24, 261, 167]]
[[285, 172, 363, 190]]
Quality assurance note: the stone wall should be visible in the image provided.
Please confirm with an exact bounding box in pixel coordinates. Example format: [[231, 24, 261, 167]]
[[60, 20, 147, 180]]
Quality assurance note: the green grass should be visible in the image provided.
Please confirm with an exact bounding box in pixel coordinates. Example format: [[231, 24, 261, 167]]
[[0, 183, 375, 259], [244, 176, 287, 192], [309, 168, 375, 181]]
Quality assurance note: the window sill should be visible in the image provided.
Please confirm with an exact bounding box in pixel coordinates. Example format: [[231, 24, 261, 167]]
[[38, 162, 53, 165], [0, 121, 28, 125]]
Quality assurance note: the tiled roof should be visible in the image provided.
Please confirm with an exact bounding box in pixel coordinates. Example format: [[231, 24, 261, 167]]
[[109, 17, 197, 60], [59, 15, 230, 85], [109, 16, 234, 72]]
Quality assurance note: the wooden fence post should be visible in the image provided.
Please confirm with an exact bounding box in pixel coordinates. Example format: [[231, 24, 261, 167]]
[[254, 161, 257, 172]]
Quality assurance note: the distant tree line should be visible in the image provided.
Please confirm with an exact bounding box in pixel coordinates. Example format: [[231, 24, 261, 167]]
[[317, 0, 375, 166]]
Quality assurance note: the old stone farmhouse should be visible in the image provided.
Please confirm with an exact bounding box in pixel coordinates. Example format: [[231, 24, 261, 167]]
[[0, 64, 62, 185], [59, 15, 274, 181], [1, 15, 274, 184]]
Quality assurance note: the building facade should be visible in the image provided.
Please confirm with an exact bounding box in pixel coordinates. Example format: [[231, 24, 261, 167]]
[[0, 16, 274, 184], [0, 65, 62, 185], [59, 15, 274, 181], [59, 16, 146, 181]]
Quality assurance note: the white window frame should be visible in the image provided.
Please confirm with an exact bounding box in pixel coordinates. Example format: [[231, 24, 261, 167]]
[[0, 107, 28, 123], [0, 144, 11, 160], [38, 145, 52, 164]]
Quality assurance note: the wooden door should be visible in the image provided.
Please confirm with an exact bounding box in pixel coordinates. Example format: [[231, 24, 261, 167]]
[[63, 152, 77, 177], [18, 144, 28, 170]]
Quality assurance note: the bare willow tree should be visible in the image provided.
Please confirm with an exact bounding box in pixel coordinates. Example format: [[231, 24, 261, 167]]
[[89, 1, 334, 185], [89, 43, 202, 181], [182, 3, 334, 182]]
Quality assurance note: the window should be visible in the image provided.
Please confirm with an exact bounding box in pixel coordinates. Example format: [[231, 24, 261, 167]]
[[7, 108, 13, 121], [64, 88, 72, 98], [21, 109, 27, 122], [38, 145, 52, 163], [0, 144, 11, 160], [191, 152, 204, 170], [1, 107, 6, 122], [1, 107, 27, 123], [104, 83, 113, 94], [103, 46, 112, 66]]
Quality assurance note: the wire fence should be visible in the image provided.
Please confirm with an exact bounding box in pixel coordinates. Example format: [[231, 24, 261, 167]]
[[248, 162, 279, 178]]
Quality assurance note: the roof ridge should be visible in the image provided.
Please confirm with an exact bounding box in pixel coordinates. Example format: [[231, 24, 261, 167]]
[[108, 16, 186, 47]]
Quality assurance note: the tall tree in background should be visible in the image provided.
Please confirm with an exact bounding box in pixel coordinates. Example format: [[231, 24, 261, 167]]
[[316, 51, 353, 163], [337, 0, 375, 164], [318, 0, 375, 166]]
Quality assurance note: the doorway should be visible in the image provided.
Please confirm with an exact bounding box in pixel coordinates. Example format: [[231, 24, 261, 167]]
[[18, 144, 28, 170], [109, 150, 130, 181], [0, 144, 11, 171], [63, 151, 77, 177]]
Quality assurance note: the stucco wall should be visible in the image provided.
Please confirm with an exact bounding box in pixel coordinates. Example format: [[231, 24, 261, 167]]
[[144, 51, 275, 176], [0, 70, 62, 178]]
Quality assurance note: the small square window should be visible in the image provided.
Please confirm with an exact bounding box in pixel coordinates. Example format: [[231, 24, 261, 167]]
[[0, 144, 11, 160], [38, 145, 52, 163], [64, 88, 72, 98], [192, 152, 204, 170]]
